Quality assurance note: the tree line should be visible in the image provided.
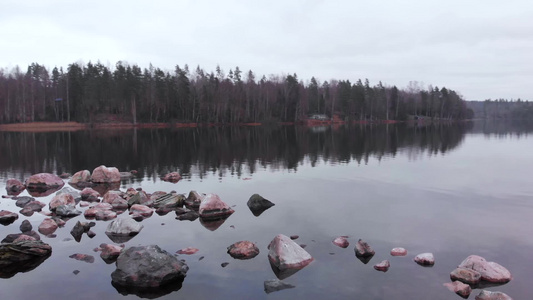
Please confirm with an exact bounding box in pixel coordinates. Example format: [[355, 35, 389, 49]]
[[0, 61, 473, 124], [467, 99, 533, 120]]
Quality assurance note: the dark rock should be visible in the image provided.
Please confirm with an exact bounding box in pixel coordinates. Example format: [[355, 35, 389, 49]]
[[391, 247, 408, 256], [198, 193, 234, 220], [374, 260, 390, 272], [161, 172, 182, 183], [69, 253, 95, 263], [73, 270, 80, 275], [458, 255, 512, 283], [474, 290, 512, 300], [354, 239, 375, 258], [443, 281, 472, 298], [414, 253, 435, 266], [70, 221, 93, 242], [153, 193, 184, 209], [221, 262, 229, 268], [184, 190, 204, 209], [22, 200, 45, 212], [14, 196, 35, 207], [199, 215, 229, 231], [0, 240, 52, 278], [20, 220, 32, 232], [247, 194, 275, 216], [91, 165, 121, 183], [264, 279, 295, 294], [111, 245, 188, 289], [290, 235, 299, 240], [54, 205, 82, 217], [227, 241, 260, 259], [127, 191, 152, 207], [6, 178, 26, 195], [155, 207, 174, 216], [0, 210, 18, 225], [450, 267, 482, 285], [24, 173, 65, 192], [175, 209, 199, 221], [333, 236, 349, 248], [87, 230, 96, 238], [38, 218, 58, 235], [268, 234, 313, 275]]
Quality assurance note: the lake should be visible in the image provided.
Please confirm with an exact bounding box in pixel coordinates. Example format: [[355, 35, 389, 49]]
[[0, 121, 532, 299]]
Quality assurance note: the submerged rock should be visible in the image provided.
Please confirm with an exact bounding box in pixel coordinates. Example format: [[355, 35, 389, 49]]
[[177, 247, 199, 255], [69, 253, 95, 263], [333, 236, 349, 248], [247, 194, 275, 216], [391, 247, 408, 256], [475, 290, 512, 300], [198, 193, 234, 220], [374, 260, 390, 272], [457, 255, 512, 283], [443, 281, 472, 298], [264, 279, 295, 294], [227, 241, 260, 259], [0, 240, 52, 278], [354, 239, 375, 258], [111, 245, 189, 288], [268, 234, 313, 273], [24, 173, 65, 191], [91, 165, 121, 183], [0, 210, 18, 225], [414, 253, 435, 266]]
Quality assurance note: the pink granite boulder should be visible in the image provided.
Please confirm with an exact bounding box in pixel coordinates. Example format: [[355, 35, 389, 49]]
[[268, 234, 313, 271], [103, 191, 128, 210], [25, 173, 64, 191], [129, 204, 153, 220], [0, 210, 19, 225], [414, 253, 435, 266], [374, 260, 390, 272], [38, 218, 58, 235], [80, 187, 101, 202], [450, 267, 482, 285], [49, 193, 76, 211], [227, 241, 260, 259], [457, 255, 512, 283], [69, 170, 91, 184], [99, 243, 124, 263], [198, 193, 234, 220], [91, 165, 121, 183], [6, 178, 25, 195]]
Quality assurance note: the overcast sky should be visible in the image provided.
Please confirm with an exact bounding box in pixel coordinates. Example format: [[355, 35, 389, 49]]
[[1, 0, 532, 100]]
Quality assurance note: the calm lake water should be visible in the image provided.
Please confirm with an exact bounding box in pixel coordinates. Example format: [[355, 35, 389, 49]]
[[0, 121, 532, 299]]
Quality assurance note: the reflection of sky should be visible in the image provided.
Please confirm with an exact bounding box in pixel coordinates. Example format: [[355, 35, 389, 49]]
[[0, 132, 532, 299]]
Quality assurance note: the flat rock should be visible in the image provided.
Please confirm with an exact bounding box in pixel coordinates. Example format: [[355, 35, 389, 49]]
[[475, 290, 513, 300], [333, 236, 349, 248], [152, 193, 184, 209], [354, 239, 375, 258], [227, 241, 260, 259], [450, 267, 482, 285], [264, 279, 295, 294], [247, 194, 275, 216], [268, 234, 313, 271], [25, 173, 65, 191], [198, 193, 234, 220], [391, 247, 407, 256], [443, 281, 472, 298], [91, 165, 121, 183], [0, 210, 18, 225], [374, 260, 390, 272], [414, 253, 435, 266], [0, 240, 52, 278], [458, 255, 512, 283], [111, 245, 189, 288], [69, 253, 95, 263]]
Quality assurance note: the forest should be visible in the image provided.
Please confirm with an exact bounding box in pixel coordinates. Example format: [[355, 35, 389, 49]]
[[0, 61, 473, 124], [467, 99, 533, 120]]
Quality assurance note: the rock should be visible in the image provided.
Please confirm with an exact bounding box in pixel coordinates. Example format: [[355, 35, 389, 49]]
[[103, 191, 128, 210], [198, 193, 234, 220], [290, 235, 299, 240], [450, 267, 482, 285], [59, 173, 71, 179], [268, 234, 313, 273], [20, 220, 32, 232], [105, 218, 143, 243], [14, 196, 35, 207], [56, 187, 81, 199], [184, 190, 204, 209], [95, 210, 117, 221], [177, 247, 199, 255], [38, 218, 58, 235], [443, 281, 472, 298], [155, 207, 174, 216], [414, 253, 435, 266], [22, 200, 45, 212], [49, 193, 76, 211], [87, 230, 96, 238], [475, 290, 512, 300], [264, 279, 296, 294], [24, 173, 65, 191], [6, 178, 25, 195], [111, 245, 189, 288], [391, 247, 408, 256], [79, 201, 90, 207], [99, 243, 123, 263], [13, 234, 37, 242], [247, 194, 275, 216], [91, 165, 121, 183], [69, 170, 91, 184], [127, 191, 153, 207], [0, 210, 18, 225], [161, 172, 181, 183], [129, 204, 153, 219], [70, 221, 95, 242], [0, 240, 52, 278], [175, 209, 199, 221], [374, 260, 390, 272], [333, 236, 349, 248], [152, 193, 184, 209], [458, 255, 512, 283], [354, 239, 375, 258], [149, 191, 167, 201], [69, 253, 95, 263], [221, 262, 229, 267], [80, 187, 100, 202], [54, 205, 82, 217], [227, 241, 260, 259], [73, 270, 80, 275]]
